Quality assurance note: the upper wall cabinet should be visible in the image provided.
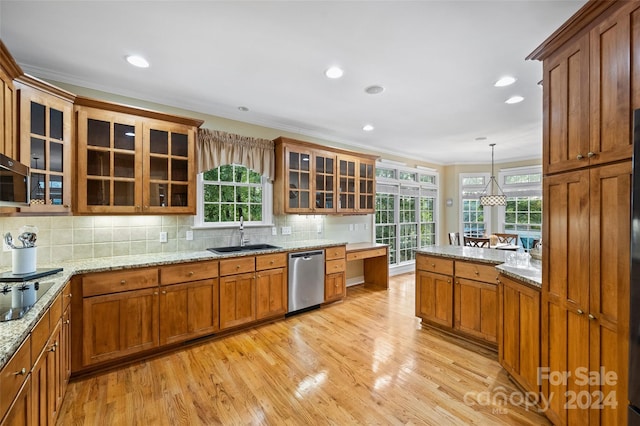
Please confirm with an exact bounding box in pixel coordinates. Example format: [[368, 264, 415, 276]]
[[273, 137, 378, 215], [533, 1, 640, 175], [0, 39, 23, 159], [74, 97, 203, 215], [16, 75, 75, 213]]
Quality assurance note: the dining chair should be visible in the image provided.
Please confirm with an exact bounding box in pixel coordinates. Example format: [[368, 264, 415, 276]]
[[494, 233, 518, 245], [448, 232, 460, 245], [463, 236, 490, 248]]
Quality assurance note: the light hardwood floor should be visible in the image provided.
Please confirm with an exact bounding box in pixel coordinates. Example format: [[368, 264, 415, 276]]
[[58, 273, 550, 425]]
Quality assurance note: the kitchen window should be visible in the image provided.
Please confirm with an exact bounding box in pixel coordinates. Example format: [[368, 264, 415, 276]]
[[375, 163, 438, 268], [460, 173, 491, 237], [194, 164, 273, 228], [497, 166, 542, 249]]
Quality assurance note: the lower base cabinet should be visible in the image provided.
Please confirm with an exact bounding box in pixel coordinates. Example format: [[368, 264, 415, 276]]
[[497, 274, 540, 394], [219, 272, 256, 330], [454, 278, 497, 344], [1, 377, 31, 426], [415, 270, 453, 328]]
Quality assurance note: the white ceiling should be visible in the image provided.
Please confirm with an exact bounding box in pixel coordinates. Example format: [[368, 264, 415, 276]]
[[0, 0, 587, 165]]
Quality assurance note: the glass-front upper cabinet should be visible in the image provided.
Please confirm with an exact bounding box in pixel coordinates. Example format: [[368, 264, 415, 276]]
[[143, 120, 195, 214], [16, 78, 74, 213], [285, 146, 312, 213], [337, 156, 357, 213], [314, 150, 336, 213], [75, 97, 201, 215], [358, 158, 376, 213]]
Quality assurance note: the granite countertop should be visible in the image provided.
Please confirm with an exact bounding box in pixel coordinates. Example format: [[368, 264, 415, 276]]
[[0, 239, 348, 371], [415, 245, 542, 288]]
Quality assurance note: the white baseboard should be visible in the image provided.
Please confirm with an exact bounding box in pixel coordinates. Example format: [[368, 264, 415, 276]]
[[347, 275, 364, 287]]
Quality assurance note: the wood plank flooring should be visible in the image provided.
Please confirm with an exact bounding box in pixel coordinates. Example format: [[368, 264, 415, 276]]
[[57, 273, 550, 425]]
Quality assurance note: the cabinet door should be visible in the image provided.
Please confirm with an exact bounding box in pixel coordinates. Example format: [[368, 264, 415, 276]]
[[219, 273, 256, 330], [454, 277, 497, 344], [31, 347, 50, 426], [60, 305, 71, 401], [588, 3, 636, 167], [17, 85, 73, 213], [313, 151, 336, 213], [82, 288, 159, 366], [1, 377, 31, 426], [76, 106, 143, 213], [285, 146, 313, 213], [0, 69, 17, 159], [542, 33, 590, 174], [159, 279, 219, 345], [142, 120, 195, 214], [256, 268, 287, 319], [415, 270, 453, 328], [498, 276, 540, 395], [358, 158, 376, 213], [47, 319, 62, 423], [337, 156, 357, 212], [588, 162, 631, 426], [324, 271, 345, 303]]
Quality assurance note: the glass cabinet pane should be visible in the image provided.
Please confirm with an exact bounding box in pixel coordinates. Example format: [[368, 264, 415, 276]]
[[114, 153, 135, 178], [30, 138, 45, 169], [171, 185, 188, 206], [114, 124, 135, 150], [114, 181, 135, 206], [149, 183, 168, 206], [290, 152, 299, 170], [87, 119, 110, 147], [49, 175, 63, 205], [171, 159, 188, 181], [50, 142, 63, 173], [87, 150, 110, 176], [30, 173, 45, 201], [150, 157, 168, 180], [50, 108, 63, 140], [172, 133, 188, 156], [150, 129, 168, 154], [87, 179, 110, 205], [30, 102, 45, 136]]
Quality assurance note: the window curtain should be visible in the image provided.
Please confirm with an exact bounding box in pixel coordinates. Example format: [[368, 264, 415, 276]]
[[197, 129, 275, 180]]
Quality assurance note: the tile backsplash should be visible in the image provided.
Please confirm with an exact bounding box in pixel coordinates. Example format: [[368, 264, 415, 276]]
[[0, 214, 373, 268]]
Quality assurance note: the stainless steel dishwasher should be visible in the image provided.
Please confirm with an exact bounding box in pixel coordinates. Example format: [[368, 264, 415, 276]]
[[288, 250, 325, 314]]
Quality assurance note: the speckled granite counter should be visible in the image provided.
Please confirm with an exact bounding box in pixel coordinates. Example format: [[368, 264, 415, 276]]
[[415, 246, 542, 288], [0, 239, 347, 370]]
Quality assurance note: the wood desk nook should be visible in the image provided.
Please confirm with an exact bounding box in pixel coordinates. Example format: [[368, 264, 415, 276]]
[[346, 243, 389, 290]]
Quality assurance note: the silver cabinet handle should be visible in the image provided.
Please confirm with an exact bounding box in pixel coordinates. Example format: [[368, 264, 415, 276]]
[[588, 313, 596, 320], [587, 151, 595, 158], [577, 309, 584, 315]]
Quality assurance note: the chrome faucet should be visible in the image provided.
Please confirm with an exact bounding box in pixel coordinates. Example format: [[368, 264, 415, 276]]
[[239, 213, 248, 247]]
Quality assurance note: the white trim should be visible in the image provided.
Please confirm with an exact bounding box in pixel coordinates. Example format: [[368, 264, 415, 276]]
[[459, 172, 492, 236], [389, 262, 415, 276], [347, 276, 365, 287]]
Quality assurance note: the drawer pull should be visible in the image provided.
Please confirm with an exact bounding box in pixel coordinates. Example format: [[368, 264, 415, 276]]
[[588, 313, 596, 320], [14, 367, 26, 376], [587, 151, 595, 158], [431, 263, 435, 267], [188, 271, 194, 276], [120, 280, 126, 285], [447, 279, 451, 284], [474, 270, 479, 275], [270, 260, 274, 264], [577, 309, 584, 315], [66, 293, 73, 298], [162, 290, 167, 294]]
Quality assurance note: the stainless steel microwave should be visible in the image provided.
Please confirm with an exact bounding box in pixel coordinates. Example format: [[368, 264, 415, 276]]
[[0, 153, 29, 207]]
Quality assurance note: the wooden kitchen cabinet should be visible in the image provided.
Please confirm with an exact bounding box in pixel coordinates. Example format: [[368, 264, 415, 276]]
[[536, 1, 639, 175], [219, 257, 256, 330], [255, 253, 287, 320], [15, 75, 74, 213], [0, 337, 30, 424], [1, 377, 31, 426], [274, 137, 377, 215], [325, 245, 346, 303], [0, 39, 22, 159], [454, 261, 499, 345], [541, 162, 630, 425], [497, 274, 540, 395], [415, 254, 454, 329], [75, 97, 202, 214], [81, 268, 160, 366], [158, 261, 220, 345]]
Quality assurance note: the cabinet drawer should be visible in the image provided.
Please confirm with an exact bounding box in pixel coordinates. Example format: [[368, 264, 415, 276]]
[[256, 253, 287, 271], [325, 246, 346, 260], [326, 259, 346, 274], [220, 257, 255, 276], [416, 255, 454, 275], [0, 336, 30, 417], [455, 261, 499, 284], [160, 261, 218, 285], [346, 248, 387, 261], [82, 268, 159, 297], [30, 310, 50, 365]]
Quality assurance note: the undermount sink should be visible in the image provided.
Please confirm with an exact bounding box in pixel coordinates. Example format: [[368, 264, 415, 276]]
[[207, 243, 281, 254]]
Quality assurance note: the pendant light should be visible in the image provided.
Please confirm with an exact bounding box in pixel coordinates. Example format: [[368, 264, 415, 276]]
[[479, 143, 507, 206]]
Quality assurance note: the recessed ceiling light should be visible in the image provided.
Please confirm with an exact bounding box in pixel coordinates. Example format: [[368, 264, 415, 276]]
[[365, 85, 385, 95], [505, 95, 524, 104], [475, 136, 487, 141], [126, 55, 149, 68], [238, 106, 249, 112], [325, 66, 344, 79], [363, 124, 375, 132], [494, 76, 516, 87]]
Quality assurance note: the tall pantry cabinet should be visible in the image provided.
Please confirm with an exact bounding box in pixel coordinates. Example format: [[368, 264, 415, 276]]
[[528, 1, 639, 425]]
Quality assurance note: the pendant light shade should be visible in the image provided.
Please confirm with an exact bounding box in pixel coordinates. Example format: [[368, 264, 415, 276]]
[[480, 143, 507, 207]]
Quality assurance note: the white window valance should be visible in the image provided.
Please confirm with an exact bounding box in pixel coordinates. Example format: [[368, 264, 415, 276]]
[[197, 129, 275, 180]]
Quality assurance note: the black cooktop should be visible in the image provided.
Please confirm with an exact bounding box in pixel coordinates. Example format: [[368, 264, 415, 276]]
[[0, 267, 63, 283]]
